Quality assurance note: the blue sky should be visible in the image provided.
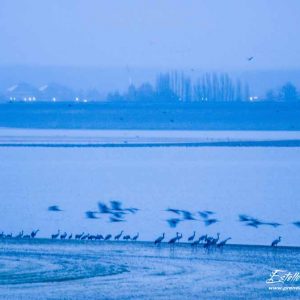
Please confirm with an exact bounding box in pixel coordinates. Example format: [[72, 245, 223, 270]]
[[0, 0, 300, 70]]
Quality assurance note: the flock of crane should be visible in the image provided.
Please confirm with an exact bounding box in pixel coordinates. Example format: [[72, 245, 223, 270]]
[[0, 229, 282, 249], [0, 200, 290, 248]]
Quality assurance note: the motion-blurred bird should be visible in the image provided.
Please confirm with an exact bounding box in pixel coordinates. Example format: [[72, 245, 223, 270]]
[[110, 216, 126, 223], [204, 218, 218, 226], [165, 208, 181, 215], [48, 205, 62, 212], [292, 221, 300, 228], [181, 210, 195, 221], [85, 211, 99, 219], [199, 210, 215, 219], [167, 218, 181, 228], [98, 202, 111, 214]]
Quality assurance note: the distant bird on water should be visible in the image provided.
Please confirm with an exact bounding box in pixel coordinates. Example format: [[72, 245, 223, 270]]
[[15, 231, 24, 239], [217, 237, 232, 249], [271, 236, 281, 247], [123, 235, 131, 241], [154, 233, 165, 245], [48, 205, 62, 212], [75, 232, 84, 239], [188, 231, 196, 242], [132, 233, 139, 241], [114, 230, 123, 240], [60, 232, 67, 239], [31, 229, 39, 238], [247, 56, 254, 61], [168, 232, 180, 244], [104, 234, 112, 241], [51, 230, 60, 239]]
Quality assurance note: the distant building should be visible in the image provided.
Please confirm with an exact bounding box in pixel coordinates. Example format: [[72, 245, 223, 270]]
[[5, 83, 38, 102]]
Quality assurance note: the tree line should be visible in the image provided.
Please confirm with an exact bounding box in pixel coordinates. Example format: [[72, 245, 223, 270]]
[[107, 71, 300, 103], [107, 71, 251, 102]]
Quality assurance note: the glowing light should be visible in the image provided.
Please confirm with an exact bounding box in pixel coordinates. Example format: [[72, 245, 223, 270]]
[[52, 97, 56, 102]]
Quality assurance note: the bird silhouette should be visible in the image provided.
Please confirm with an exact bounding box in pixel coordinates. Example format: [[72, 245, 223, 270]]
[[15, 231, 24, 239], [204, 218, 218, 226], [177, 233, 183, 242], [110, 216, 126, 223], [31, 229, 39, 238], [247, 56, 254, 61], [165, 208, 181, 215], [85, 211, 99, 219], [217, 237, 231, 249], [292, 221, 300, 228], [48, 205, 62, 212], [114, 230, 123, 240], [95, 234, 104, 240], [239, 214, 252, 222], [110, 200, 123, 211], [123, 235, 131, 241], [81, 234, 89, 240], [75, 232, 84, 239], [132, 233, 139, 241], [168, 232, 180, 244], [192, 234, 207, 246], [154, 233, 165, 245], [271, 236, 282, 247], [98, 202, 111, 214], [188, 231, 196, 242], [51, 230, 60, 239], [198, 211, 215, 219], [265, 222, 282, 228], [167, 218, 181, 228], [60, 232, 67, 239], [181, 210, 195, 221], [104, 234, 112, 241], [68, 233, 73, 239]]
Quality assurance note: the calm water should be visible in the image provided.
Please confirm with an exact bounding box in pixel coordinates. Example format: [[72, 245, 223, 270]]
[[0, 239, 299, 299]]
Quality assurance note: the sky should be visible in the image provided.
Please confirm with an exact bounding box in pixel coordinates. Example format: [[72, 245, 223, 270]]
[[0, 0, 300, 71]]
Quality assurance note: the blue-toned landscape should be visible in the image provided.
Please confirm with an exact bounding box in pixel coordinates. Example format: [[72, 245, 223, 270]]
[[1, 0, 300, 299]]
